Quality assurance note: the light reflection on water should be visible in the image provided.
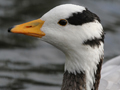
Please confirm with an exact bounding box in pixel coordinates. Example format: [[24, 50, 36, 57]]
[[0, 0, 120, 90]]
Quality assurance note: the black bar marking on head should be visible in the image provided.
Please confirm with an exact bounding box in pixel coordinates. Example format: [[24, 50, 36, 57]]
[[83, 32, 104, 48], [66, 8, 100, 25]]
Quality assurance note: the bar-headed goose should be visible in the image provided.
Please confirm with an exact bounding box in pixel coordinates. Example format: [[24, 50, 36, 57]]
[[8, 4, 120, 90]]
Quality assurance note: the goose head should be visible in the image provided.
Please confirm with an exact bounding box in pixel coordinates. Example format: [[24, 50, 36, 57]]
[[8, 4, 104, 90], [8, 4, 103, 52]]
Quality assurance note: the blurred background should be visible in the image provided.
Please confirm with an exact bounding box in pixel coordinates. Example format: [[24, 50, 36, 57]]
[[0, 0, 120, 90]]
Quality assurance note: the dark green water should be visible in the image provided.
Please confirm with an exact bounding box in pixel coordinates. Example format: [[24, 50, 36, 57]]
[[0, 0, 120, 90]]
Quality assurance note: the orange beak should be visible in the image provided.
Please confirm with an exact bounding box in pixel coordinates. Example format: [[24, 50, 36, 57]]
[[8, 19, 45, 38]]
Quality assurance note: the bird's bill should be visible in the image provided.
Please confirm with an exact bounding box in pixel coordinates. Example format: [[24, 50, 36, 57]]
[[8, 19, 45, 38]]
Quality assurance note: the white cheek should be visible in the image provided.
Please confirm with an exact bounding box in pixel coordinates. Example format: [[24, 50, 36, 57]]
[[41, 21, 103, 47], [40, 21, 62, 43]]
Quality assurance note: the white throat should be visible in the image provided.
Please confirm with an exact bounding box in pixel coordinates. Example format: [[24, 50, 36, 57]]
[[64, 42, 104, 90]]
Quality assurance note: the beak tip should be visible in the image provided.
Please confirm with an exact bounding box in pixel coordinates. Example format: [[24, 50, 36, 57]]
[[8, 26, 14, 32]]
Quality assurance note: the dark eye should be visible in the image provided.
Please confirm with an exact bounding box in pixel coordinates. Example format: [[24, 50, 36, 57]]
[[58, 19, 67, 26]]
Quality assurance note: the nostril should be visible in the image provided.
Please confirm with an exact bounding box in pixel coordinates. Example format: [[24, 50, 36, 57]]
[[26, 26, 32, 28], [8, 26, 14, 32]]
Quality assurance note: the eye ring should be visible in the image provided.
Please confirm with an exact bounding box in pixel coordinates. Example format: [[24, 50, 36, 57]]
[[58, 19, 68, 26]]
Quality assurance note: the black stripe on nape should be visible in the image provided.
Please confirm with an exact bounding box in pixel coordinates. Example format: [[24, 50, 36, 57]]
[[92, 57, 103, 90], [83, 32, 104, 48], [66, 8, 100, 25], [61, 70, 86, 90]]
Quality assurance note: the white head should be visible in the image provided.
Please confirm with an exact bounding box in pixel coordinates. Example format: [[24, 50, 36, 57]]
[[40, 4, 102, 49], [9, 4, 104, 90], [41, 4, 104, 90]]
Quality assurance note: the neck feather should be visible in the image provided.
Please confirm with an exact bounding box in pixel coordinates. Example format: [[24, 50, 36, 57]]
[[61, 58, 103, 90], [62, 42, 104, 90], [61, 71, 86, 90]]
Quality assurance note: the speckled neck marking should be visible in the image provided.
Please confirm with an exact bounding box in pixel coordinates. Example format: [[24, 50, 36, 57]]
[[61, 71, 86, 90], [61, 57, 103, 90], [91, 57, 103, 90]]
